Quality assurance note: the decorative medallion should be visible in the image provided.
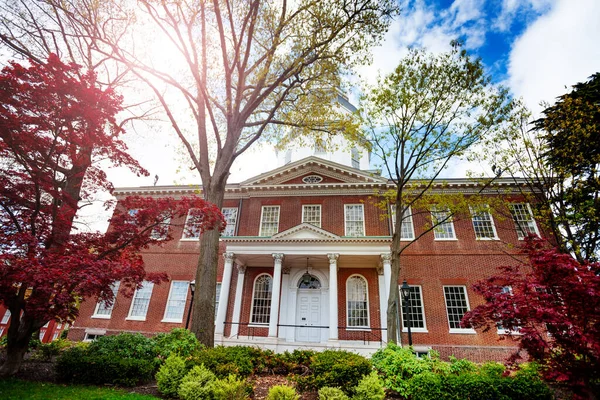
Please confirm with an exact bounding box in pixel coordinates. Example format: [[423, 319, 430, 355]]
[[302, 175, 323, 184]]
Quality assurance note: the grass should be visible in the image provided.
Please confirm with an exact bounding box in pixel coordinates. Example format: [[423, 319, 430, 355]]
[[0, 379, 159, 399]]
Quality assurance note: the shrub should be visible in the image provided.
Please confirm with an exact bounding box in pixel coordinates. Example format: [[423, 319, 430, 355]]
[[30, 338, 71, 361], [56, 346, 155, 386], [448, 356, 477, 375], [371, 344, 433, 396], [88, 333, 157, 362], [297, 350, 371, 395], [405, 372, 443, 400], [318, 387, 349, 400], [266, 385, 299, 400], [154, 328, 203, 360], [178, 364, 217, 400], [479, 362, 506, 378], [213, 374, 252, 400], [352, 372, 385, 400], [193, 346, 265, 378], [156, 354, 188, 397]]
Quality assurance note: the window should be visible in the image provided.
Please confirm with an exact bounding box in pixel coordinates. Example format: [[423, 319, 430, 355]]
[[39, 329, 46, 340], [126, 209, 139, 224], [431, 207, 456, 240], [163, 281, 189, 322], [345, 204, 365, 236], [347, 275, 369, 328], [509, 203, 539, 239], [127, 281, 154, 320], [470, 205, 498, 239], [52, 331, 60, 341], [302, 175, 323, 184], [150, 214, 171, 240], [250, 274, 272, 325], [84, 333, 104, 342], [1, 310, 10, 324], [390, 205, 415, 240], [351, 147, 360, 168], [215, 282, 222, 322], [443, 286, 474, 332], [400, 285, 427, 331], [496, 286, 522, 334], [259, 206, 280, 236], [93, 281, 121, 319], [182, 208, 202, 239], [302, 205, 322, 228], [0, 327, 4, 337], [221, 208, 238, 236]]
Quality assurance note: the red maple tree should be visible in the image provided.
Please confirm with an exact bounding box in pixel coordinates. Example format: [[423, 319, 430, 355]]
[[0, 55, 223, 376], [465, 238, 600, 399]]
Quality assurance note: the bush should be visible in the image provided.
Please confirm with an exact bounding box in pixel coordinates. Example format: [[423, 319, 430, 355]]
[[448, 356, 477, 375], [479, 361, 506, 378], [352, 372, 385, 400], [30, 338, 71, 361], [193, 346, 265, 378], [213, 374, 252, 400], [56, 346, 155, 386], [156, 354, 188, 397], [266, 385, 299, 400], [154, 328, 203, 360], [178, 364, 217, 400], [319, 387, 349, 400], [371, 344, 434, 396], [405, 372, 444, 400], [296, 350, 371, 395], [88, 333, 157, 362]]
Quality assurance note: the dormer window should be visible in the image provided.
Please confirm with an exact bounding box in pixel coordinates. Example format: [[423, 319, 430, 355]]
[[302, 175, 323, 184]]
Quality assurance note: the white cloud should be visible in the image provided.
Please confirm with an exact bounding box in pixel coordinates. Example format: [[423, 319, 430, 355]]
[[508, 0, 600, 113]]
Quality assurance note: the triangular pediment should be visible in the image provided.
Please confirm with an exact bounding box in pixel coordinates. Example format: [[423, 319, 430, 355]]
[[240, 156, 387, 186], [270, 223, 340, 240]]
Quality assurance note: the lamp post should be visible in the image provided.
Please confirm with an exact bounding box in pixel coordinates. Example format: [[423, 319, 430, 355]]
[[400, 279, 413, 347], [185, 280, 196, 329]]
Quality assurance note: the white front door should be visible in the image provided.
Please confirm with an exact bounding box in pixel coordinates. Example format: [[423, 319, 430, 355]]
[[295, 290, 321, 342]]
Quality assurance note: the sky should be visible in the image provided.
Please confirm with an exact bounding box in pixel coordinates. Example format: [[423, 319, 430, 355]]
[[77, 0, 600, 232]]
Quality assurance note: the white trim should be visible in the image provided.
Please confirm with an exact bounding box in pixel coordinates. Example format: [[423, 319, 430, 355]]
[[510, 203, 540, 240], [150, 215, 171, 240], [399, 285, 427, 332], [431, 206, 457, 240], [346, 274, 370, 329], [1, 310, 11, 324], [92, 281, 121, 319], [126, 281, 154, 321], [344, 204, 365, 236], [259, 206, 280, 236], [469, 205, 499, 240], [301, 204, 322, 228], [449, 328, 477, 334], [221, 207, 238, 237], [390, 205, 415, 240], [443, 285, 474, 332], [161, 280, 190, 323], [181, 208, 200, 240], [250, 273, 273, 324]]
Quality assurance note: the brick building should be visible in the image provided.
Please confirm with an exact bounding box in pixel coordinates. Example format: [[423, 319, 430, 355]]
[[62, 152, 541, 361]]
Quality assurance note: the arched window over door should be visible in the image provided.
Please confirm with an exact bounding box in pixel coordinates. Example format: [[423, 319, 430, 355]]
[[298, 274, 321, 289]]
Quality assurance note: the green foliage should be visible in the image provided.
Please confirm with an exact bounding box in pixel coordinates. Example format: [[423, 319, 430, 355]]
[[178, 364, 217, 400], [154, 328, 203, 360], [448, 356, 477, 375], [296, 350, 372, 395], [30, 338, 72, 361], [193, 346, 265, 378], [213, 374, 252, 400], [405, 372, 444, 400], [479, 361, 506, 378], [56, 346, 155, 386], [352, 372, 385, 400], [318, 387, 349, 400], [89, 333, 157, 362], [156, 354, 188, 397], [266, 385, 299, 400]]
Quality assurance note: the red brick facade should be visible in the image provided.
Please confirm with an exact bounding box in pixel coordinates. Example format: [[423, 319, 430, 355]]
[[68, 157, 541, 361]]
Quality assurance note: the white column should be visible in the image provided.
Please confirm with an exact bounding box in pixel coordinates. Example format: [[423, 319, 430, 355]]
[[215, 252, 234, 334], [230, 264, 246, 338], [328, 253, 339, 341], [380, 253, 392, 342], [378, 266, 388, 343], [280, 266, 291, 339], [268, 253, 284, 337]]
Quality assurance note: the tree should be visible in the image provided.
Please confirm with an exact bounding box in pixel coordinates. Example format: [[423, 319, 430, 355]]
[[42, 0, 398, 346], [481, 73, 600, 264], [0, 56, 223, 376], [359, 44, 513, 343], [465, 238, 600, 400]]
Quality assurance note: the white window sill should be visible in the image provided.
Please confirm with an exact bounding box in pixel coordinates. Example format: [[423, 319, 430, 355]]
[[497, 329, 522, 335], [162, 318, 184, 324], [91, 314, 112, 320], [399, 238, 415, 241], [402, 328, 428, 333], [346, 327, 371, 332], [180, 238, 200, 242], [449, 328, 477, 334], [434, 238, 458, 241], [475, 237, 499, 241], [247, 324, 269, 328], [126, 316, 147, 321]]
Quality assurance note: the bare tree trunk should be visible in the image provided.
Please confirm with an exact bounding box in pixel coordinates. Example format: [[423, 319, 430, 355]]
[[387, 249, 401, 345]]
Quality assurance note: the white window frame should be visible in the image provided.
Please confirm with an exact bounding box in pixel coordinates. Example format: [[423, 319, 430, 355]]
[[162, 281, 190, 323], [215, 282, 222, 322], [351, 147, 360, 168], [250, 274, 273, 326], [52, 331, 60, 341], [259, 206, 280, 236], [126, 281, 154, 321], [431, 207, 457, 240], [470, 205, 499, 240], [181, 208, 202, 240], [150, 214, 171, 240], [390, 205, 415, 240], [443, 285, 476, 334], [221, 207, 238, 237], [509, 203, 540, 240], [1, 310, 10, 324], [496, 286, 522, 335], [302, 204, 322, 228], [346, 274, 370, 329], [126, 209, 139, 224], [83, 332, 104, 342], [344, 204, 365, 237], [399, 285, 428, 333], [92, 281, 121, 319]]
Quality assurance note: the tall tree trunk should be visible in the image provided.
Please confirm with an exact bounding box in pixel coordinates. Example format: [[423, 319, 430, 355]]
[[190, 184, 226, 346], [0, 310, 35, 377], [387, 248, 401, 345]]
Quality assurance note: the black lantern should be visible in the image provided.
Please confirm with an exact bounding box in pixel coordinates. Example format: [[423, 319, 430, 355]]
[[400, 279, 413, 346], [301, 258, 312, 286]]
